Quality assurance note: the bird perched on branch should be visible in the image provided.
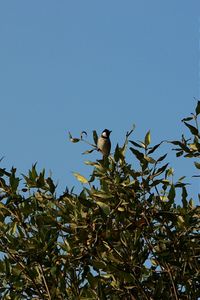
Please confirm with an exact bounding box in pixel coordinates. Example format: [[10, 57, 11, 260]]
[[97, 129, 112, 157]]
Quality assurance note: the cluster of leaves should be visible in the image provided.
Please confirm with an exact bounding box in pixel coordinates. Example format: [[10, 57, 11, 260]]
[[171, 100, 200, 171], [0, 104, 200, 299]]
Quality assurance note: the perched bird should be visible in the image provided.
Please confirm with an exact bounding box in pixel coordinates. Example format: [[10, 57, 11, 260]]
[[97, 129, 112, 157]]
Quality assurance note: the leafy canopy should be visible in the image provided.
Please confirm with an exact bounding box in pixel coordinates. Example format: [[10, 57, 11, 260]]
[[0, 103, 200, 299]]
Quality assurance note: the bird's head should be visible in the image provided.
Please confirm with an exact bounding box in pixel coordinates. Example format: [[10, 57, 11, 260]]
[[101, 129, 112, 138]]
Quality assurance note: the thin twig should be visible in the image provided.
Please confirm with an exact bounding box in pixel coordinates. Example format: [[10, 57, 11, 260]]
[[165, 263, 179, 300], [38, 263, 52, 300]]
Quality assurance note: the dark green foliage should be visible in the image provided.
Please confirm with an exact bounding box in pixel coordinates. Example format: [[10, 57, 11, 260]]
[[0, 104, 200, 299]]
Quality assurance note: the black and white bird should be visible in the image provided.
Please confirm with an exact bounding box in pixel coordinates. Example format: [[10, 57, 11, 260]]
[[97, 129, 112, 157]]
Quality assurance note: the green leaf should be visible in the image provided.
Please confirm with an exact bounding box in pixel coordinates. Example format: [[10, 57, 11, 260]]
[[114, 144, 124, 162], [194, 161, 200, 169], [178, 176, 186, 182], [181, 186, 188, 208], [177, 215, 185, 227], [82, 149, 95, 155], [84, 161, 100, 167], [129, 140, 143, 148], [168, 184, 176, 203], [73, 172, 88, 184], [70, 138, 80, 143], [184, 122, 199, 136], [36, 171, 46, 188], [157, 153, 167, 162], [68, 131, 80, 143], [80, 131, 87, 139], [166, 167, 174, 177], [171, 140, 191, 153], [30, 163, 38, 180], [189, 143, 198, 151], [144, 130, 151, 147], [176, 150, 184, 157], [10, 222, 17, 235], [195, 100, 200, 115], [182, 116, 194, 122], [46, 177, 56, 194], [87, 272, 98, 288], [93, 130, 98, 145], [9, 168, 20, 193], [117, 207, 125, 212], [148, 141, 163, 154], [96, 201, 110, 215], [189, 199, 195, 208], [130, 147, 144, 161], [92, 191, 113, 199], [144, 155, 156, 164], [154, 163, 169, 176], [92, 260, 107, 270]]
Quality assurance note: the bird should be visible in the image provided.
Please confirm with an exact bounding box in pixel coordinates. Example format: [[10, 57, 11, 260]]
[[97, 129, 112, 157]]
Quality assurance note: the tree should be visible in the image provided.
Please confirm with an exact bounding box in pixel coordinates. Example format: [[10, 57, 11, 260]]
[[0, 103, 199, 300]]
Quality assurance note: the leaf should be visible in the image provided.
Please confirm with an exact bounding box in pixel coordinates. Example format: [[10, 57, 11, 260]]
[[148, 141, 163, 154], [144, 155, 156, 164], [154, 163, 169, 176], [144, 130, 151, 147], [195, 100, 200, 115], [70, 138, 80, 143], [171, 140, 191, 153], [92, 191, 113, 199], [10, 222, 17, 235], [68, 131, 72, 139], [129, 140, 143, 148], [84, 161, 100, 167], [30, 163, 38, 180], [80, 131, 87, 139], [184, 122, 199, 136], [36, 171, 46, 188], [96, 201, 110, 215], [168, 184, 176, 203], [68, 132, 79, 143], [176, 150, 184, 157], [69, 132, 80, 143], [46, 177, 56, 194], [178, 176, 186, 182], [181, 116, 194, 122], [9, 168, 20, 193], [177, 215, 185, 227], [93, 130, 98, 145], [194, 161, 200, 169], [82, 149, 95, 155], [117, 207, 125, 212], [87, 272, 98, 288], [166, 167, 174, 177], [114, 144, 124, 162], [151, 259, 157, 266], [157, 153, 168, 163], [189, 143, 198, 151], [130, 147, 144, 161], [181, 186, 188, 208], [73, 172, 88, 184], [160, 196, 169, 202], [92, 260, 107, 270], [150, 179, 162, 187], [189, 199, 195, 208], [0, 156, 4, 163]]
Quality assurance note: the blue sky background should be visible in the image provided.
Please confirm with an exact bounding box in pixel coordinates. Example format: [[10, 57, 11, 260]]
[[0, 1, 200, 199]]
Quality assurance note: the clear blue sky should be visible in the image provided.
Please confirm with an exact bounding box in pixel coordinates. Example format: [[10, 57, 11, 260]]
[[0, 1, 200, 197]]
